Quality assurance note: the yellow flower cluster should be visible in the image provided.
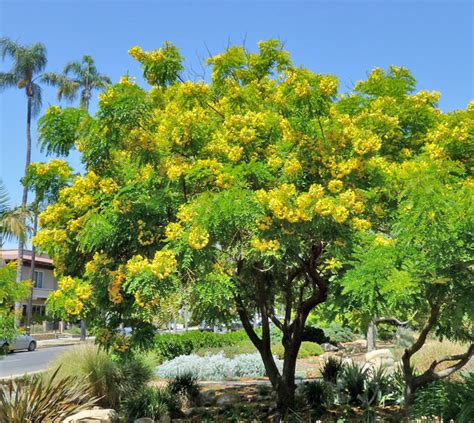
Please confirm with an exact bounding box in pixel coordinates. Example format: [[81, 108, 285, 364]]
[[374, 235, 394, 246], [228, 146, 244, 162], [251, 238, 280, 253], [165, 222, 184, 241], [128, 46, 146, 61], [177, 205, 197, 223], [76, 284, 92, 300], [351, 217, 372, 231], [39, 203, 69, 227], [256, 216, 272, 230], [64, 298, 84, 315], [126, 255, 149, 275], [150, 250, 177, 279], [119, 75, 136, 85], [328, 179, 343, 193], [216, 172, 235, 189], [108, 270, 125, 304], [99, 178, 118, 195], [283, 158, 302, 176], [188, 226, 210, 249], [58, 275, 74, 291], [137, 220, 155, 246], [324, 257, 342, 270], [165, 157, 190, 180], [180, 81, 209, 96], [319, 75, 338, 96]]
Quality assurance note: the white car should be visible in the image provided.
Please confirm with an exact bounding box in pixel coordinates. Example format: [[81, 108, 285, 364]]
[[0, 333, 37, 352]]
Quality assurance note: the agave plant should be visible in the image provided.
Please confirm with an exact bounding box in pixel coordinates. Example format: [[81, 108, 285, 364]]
[[321, 356, 344, 384], [0, 367, 98, 422], [340, 362, 368, 405]]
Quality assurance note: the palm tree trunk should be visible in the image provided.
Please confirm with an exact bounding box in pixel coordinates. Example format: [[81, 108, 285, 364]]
[[15, 94, 33, 322], [26, 207, 38, 332]]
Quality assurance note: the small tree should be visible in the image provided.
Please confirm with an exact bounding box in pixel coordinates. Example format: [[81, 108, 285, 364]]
[[0, 262, 30, 343], [34, 41, 473, 414]]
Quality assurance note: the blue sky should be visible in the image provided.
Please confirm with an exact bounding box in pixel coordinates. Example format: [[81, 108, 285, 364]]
[[0, 0, 473, 248]]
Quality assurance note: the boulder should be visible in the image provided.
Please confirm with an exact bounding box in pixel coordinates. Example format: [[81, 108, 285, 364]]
[[63, 408, 119, 423], [321, 342, 339, 352], [200, 389, 216, 406], [216, 392, 240, 407], [365, 348, 393, 362], [364, 349, 395, 369], [159, 415, 171, 423], [134, 419, 154, 423]]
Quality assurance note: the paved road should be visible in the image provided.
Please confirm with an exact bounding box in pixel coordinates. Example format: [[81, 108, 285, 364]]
[[0, 345, 72, 378]]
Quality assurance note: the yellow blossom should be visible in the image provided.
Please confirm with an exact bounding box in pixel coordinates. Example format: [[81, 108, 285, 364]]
[[150, 250, 177, 279], [64, 298, 83, 315], [351, 217, 372, 231], [251, 238, 280, 253], [328, 180, 343, 193], [188, 226, 209, 249], [324, 257, 342, 270], [76, 284, 92, 300], [165, 222, 183, 241]]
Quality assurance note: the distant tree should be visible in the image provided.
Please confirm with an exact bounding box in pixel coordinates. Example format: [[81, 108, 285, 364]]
[[22, 160, 73, 329], [0, 262, 30, 343], [0, 38, 47, 283], [0, 180, 29, 247], [43, 55, 111, 112]]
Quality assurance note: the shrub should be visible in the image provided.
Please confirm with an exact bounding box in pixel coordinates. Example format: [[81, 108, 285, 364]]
[[302, 326, 329, 344], [321, 356, 344, 383], [303, 380, 334, 414], [155, 330, 248, 360], [340, 363, 368, 404], [366, 366, 395, 406], [322, 323, 355, 344], [394, 326, 415, 348], [49, 343, 153, 409], [121, 386, 178, 422], [273, 341, 323, 359], [167, 373, 200, 406], [411, 372, 474, 423], [0, 367, 97, 423], [156, 352, 283, 380]]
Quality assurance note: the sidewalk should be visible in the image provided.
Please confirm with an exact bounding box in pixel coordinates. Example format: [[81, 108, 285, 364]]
[[37, 336, 95, 349]]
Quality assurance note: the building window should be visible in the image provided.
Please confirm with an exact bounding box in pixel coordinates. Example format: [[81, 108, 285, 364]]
[[34, 271, 44, 288]]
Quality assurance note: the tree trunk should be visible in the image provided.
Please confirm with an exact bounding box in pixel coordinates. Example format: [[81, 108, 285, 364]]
[[80, 319, 86, 341], [26, 208, 38, 332], [15, 94, 33, 322], [366, 317, 377, 352]]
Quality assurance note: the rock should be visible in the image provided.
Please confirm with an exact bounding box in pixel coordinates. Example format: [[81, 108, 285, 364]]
[[200, 389, 216, 406], [216, 392, 240, 407], [365, 348, 393, 361], [159, 416, 171, 423], [364, 349, 395, 369], [134, 419, 154, 423], [63, 408, 119, 423], [321, 342, 339, 352]]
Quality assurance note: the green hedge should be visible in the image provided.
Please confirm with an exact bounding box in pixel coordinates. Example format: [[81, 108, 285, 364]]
[[155, 330, 248, 361]]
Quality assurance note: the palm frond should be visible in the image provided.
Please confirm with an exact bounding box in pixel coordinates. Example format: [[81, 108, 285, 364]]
[[63, 60, 82, 77], [31, 82, 42, 117], [42, 72, 79, 102], [0, 72, 18, 91], [0, 37, 23, 60], [0, 180, 9, 214]]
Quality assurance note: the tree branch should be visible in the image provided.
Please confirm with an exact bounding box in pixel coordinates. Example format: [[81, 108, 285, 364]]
[[234, 293, 262, 349], [403, 302, 439, 359]]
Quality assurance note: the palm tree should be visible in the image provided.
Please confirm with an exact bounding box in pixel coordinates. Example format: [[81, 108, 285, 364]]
[[0, 180, 29, 249], [43, 55, 111, 111], [0, 38, 47, 283]]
